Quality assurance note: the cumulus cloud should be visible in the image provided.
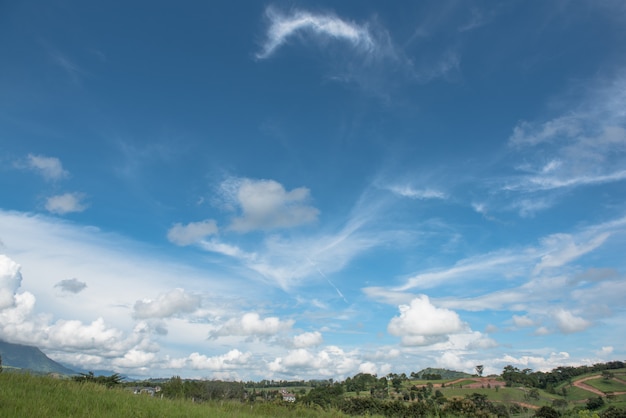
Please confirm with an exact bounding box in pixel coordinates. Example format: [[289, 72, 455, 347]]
[[210, 312, 294, 339], [598, 346, 613, 356], [387, 295, 467, 346], [169, 349, 252, 371], [45, 193, 88, 214], [112, 349, 156, 369], [293, 331, 323, 348], [256, 6, 375, 59], [167, 219, 218, 246], [133, 288, 201, 319], [268, 346, 360, 378], [496, 351, 573, 372], [512, 315, 534, 328], [0, 255, 23, 309], [0, 283, 159, 366], [554, 308, 591, 334], [54, 278, 87, 294], [219, 177, 319, 232], [46, 317, 125, 350], [22, 154, 69, 181]]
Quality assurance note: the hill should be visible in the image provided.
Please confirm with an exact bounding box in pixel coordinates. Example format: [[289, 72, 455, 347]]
[[415, 367, 473, 379], [0, 340, 76, 375]]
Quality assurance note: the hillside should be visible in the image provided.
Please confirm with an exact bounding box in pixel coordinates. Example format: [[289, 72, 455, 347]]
[[416, 367, 473, 379], [0, 340, 76, 375]]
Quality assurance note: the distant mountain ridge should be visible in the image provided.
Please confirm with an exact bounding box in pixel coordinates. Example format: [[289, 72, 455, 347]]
[[0, 340, 76, 375]]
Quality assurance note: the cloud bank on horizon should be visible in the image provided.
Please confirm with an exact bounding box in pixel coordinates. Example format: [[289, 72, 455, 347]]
[[0, 1, 625, 380]]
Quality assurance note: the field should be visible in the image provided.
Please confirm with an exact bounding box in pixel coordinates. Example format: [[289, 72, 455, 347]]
[[0, 373, 346, 418], [3, 367, 626, 417], [585, 377, 626, 394]]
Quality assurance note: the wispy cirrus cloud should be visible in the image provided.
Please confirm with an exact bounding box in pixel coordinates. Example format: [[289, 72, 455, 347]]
[[255, 6, 459, 96], [504, 75, 626, 196], [387, 185, 447, 200], [256, 7, 376, 60], [197, 183, 388, 290], [363, 215, 626, 332]]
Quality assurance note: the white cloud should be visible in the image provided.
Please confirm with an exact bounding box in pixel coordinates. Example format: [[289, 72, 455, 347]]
[[256, 7, 375, 59], [293, 331, 323, 348], [0, 210, 251, 373], [534, 232, 610, 274], [0, 254, 23, 309], [435, 352, 478, 374], [388, 185, 447, 200], [54, 278, 87, 294], [199, 239, 255, 260], [46, 318, 125, 351], [23, 154, 69, 181], [45, 193, 88, 214], [220, 177, 319, 232], [268, 345, 361, 378], [496, 351, 573, 372], [112, 349, 156, 369], [133, 288, 201, 319], [167, 219, 218, 246], [505, 75, 626, 195], [512, 315, 534, 328], [509, 114, 582, 148], [395, 251, 522, 291], [387, 216, 625, 295], [387, 295, 467, 346], [358, 361, 380, 375], [210, 312, 294, 339], [171, 349, 252, 371], [554, 309, 591, 334]]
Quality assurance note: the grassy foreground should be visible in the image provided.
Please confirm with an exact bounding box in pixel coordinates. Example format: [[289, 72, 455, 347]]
[[0, 373, 346, 418]]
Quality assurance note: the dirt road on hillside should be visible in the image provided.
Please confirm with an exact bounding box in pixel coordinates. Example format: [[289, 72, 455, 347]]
[[573, 375, 626, 397]]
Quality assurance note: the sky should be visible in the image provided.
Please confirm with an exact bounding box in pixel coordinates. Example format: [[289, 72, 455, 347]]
[[1, 0, 625, 381]]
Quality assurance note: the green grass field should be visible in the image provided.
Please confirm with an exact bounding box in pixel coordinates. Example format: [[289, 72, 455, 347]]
[[585, 378, 626, 394], [0, 373, 346, 418]]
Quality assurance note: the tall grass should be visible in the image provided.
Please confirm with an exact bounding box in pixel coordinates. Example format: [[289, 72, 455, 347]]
[[0, 373, 346, 417]]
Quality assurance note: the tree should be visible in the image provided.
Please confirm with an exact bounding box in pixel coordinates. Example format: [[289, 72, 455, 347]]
[[476, 365, 484, 377], [534, 405, 560, 418], [600, 406, 626, 418], [602, 371, 615, 380], [391, 375, 404, 392], [0, 354, 3, 374], [587, 396, 605, 411], [163, 376, 185, 399]]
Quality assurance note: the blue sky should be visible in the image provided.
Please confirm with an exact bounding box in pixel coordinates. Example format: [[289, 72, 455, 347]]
[[1, 0, 625, 380]]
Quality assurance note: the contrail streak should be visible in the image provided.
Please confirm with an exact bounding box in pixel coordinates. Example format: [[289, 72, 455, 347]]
[[307, 257, 348, 304]]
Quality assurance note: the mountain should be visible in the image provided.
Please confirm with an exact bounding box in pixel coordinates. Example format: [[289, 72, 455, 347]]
[[0, 340, 76, 375], [416, 367, 473, 379]]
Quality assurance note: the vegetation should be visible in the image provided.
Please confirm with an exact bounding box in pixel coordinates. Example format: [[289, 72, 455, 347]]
[[0, 372, 346, 417], [2, 361, 626, 417]]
